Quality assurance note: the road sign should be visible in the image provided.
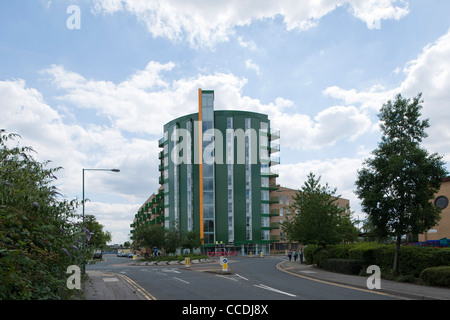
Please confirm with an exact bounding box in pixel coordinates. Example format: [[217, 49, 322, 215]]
[[185, 257, 191, 268], [222, 258, 228, 272]]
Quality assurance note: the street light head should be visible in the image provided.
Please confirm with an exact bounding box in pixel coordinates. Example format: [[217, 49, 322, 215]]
[[111, 169, 120, 172]]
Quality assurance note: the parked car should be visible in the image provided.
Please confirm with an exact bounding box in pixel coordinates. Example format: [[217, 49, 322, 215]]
[[117, 251, 125, 257], [93, 251, 102, 259]]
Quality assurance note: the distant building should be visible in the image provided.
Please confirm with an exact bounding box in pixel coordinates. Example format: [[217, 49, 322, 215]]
[[419, 177, 450, 242], [269, 186, 350, 252]]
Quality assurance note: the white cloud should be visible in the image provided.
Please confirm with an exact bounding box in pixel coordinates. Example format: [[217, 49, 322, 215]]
[[43, 61, 374, 153], [92, 0, 409, 48], [245, 59, 261, 76], [237, 36, 257, 50], [324, 29, 450, 162]]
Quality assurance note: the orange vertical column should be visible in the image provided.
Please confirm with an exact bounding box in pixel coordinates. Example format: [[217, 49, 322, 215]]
[[198, 88, 204, 244]]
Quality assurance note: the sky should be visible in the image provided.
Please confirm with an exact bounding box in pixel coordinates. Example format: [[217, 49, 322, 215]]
[[1, 0, 450, 245]]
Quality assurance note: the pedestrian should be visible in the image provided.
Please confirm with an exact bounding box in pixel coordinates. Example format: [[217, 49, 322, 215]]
[[300, 248, 304, 264], [293, 250, 298, 262], [288, 250, 292, 262]]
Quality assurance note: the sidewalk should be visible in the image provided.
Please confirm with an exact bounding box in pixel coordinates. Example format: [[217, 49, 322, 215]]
[[277, 260, 450, 300], [84, 270, 153, 300]]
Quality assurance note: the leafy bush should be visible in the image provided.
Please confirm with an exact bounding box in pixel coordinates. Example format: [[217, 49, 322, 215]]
[[0, 131, 85, 299], [420, 266, 450, 287], [305, 242, 450, 280], [322, 259, 363, 275]]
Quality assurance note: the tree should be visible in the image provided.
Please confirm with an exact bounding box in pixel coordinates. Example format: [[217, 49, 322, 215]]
[[165, 226, 182, 254], [133, 224, 166, 253], [283, 172, 358, 247], [355, 93, 448, 273], [83, 214, 112, 250], [182, 230, 203, 253]]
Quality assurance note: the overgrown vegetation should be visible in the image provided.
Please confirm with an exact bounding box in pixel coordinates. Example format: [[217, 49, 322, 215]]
[[0, 130, 91, 299]]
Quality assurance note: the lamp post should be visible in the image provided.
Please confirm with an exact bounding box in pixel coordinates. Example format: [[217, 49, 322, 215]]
[[81, 168, 120, 273]]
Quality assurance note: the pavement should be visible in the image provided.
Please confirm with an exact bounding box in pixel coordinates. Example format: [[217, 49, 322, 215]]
[[82, 257, 450, 300], [277, 260, 450, 300], [83, 270, 156, 300]]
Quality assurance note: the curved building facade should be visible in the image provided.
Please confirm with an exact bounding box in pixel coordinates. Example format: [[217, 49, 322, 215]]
[[158, 89, 280, 254]]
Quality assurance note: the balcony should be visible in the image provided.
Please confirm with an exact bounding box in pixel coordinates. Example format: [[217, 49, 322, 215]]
[[270, 129, 280, 141], [270, 222, 280, 229], [158, 137, 164, 148], [270, 155, 280, 166], [270, 235, 280, 242], [269, 209, 279, 216], [270, 142, 280, 154], [269, 196, 279, 204]]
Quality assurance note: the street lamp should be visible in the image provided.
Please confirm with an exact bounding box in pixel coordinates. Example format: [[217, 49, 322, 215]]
[[81, 168, 120, 273]]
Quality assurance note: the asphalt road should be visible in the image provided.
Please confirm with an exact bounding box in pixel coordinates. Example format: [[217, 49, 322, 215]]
[[86, 254, 398, 300]]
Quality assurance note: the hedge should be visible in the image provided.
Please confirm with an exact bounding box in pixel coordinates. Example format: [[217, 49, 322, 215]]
[[304, 243, 450, 278], [420, 266, 450, 288], [321, 259, 363, 275]]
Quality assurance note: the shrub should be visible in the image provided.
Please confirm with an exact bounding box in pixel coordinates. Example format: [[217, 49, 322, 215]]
[[0, 131, 85, 299], [305, 242, 450, 280], [420, 266, 450, 288], [322, 259, 363, 275]]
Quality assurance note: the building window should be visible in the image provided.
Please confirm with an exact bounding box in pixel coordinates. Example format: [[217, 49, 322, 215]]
[[435, 196, 449, 209], [286, 196, 289, 206], [279, 195, 283, 204]]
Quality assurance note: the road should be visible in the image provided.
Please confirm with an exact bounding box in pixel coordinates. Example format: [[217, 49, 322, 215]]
[[86, 254, 398, 300]]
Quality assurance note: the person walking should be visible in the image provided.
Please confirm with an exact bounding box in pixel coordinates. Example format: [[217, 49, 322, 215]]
[[288, 250, 292, 262], [293, 250, 298, 262]]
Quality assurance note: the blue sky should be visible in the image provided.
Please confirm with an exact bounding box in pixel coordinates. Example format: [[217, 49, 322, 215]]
[[2, 0, 450, 244]]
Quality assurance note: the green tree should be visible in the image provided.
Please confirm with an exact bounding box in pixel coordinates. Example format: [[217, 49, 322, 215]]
[[283, 172, 358, 247], [133, 224, 165, 253], [355, 93, 448, 273], [0, 130, 84, 299], [83, 214, 112, 250], [165, 226, 182, 254], [182, 230, 203, 253]]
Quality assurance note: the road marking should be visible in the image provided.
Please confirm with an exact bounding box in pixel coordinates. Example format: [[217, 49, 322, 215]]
[[254, 284, 296, 297], [173, 277, 190, 284], [103, 277, 119, 282], [162, 268, 181, 274], [216, 274, 238, 281], [117, 273, 157, 300], [235, 273, 249, 281]]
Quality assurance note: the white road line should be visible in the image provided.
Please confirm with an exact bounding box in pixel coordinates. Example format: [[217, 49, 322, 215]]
[[235, 273, 249, 281], [173, 277, 190, 284], [254, 284, 296, 297], [162, 268, 181, 274], [216, 274, 238, 281]]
